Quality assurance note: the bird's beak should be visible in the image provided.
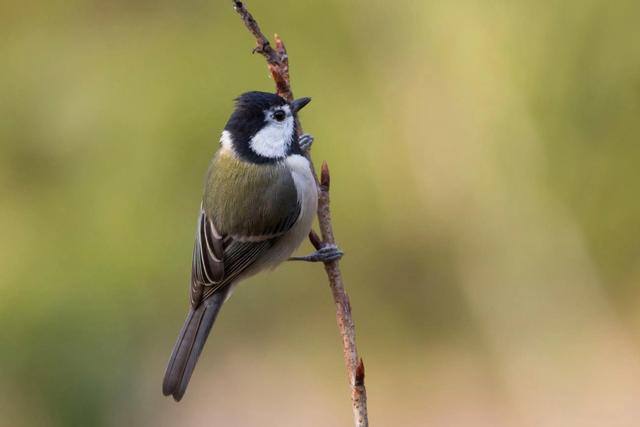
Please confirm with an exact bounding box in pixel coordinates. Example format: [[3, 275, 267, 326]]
[[291, 97, 311, 113]]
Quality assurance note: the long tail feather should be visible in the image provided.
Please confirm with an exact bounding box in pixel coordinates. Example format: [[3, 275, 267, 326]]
[[162, 289, 228, 401]]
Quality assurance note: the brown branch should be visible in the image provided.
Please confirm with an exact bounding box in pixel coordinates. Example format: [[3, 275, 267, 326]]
[[231, 2, 369, 426], [231, 1, 293, 101], [315, 163, 369, 427]]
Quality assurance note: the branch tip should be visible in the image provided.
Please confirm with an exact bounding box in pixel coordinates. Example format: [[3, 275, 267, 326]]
[[275, 34, 288, 58], [355, 358, 365, 386], [320, 161, 330, 191]]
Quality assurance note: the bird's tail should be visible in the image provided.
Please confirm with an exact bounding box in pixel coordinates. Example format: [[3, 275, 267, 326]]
[[162, 289, 228, 401]]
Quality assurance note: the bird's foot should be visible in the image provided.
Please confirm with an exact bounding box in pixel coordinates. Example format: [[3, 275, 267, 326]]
[[289, 244, 344, 263], [298, 134, 314, 152]]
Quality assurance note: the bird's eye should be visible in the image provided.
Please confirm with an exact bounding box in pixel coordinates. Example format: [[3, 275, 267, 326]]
[[273, 110, 286, 122]]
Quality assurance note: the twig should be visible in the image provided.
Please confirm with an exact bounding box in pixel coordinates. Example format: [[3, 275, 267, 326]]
[[231, 2, 369, 426], [313, 165, 369, 427]]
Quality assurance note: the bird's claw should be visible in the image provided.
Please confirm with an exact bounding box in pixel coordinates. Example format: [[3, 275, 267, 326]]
[[289, 244, 344, 263], [298, 134, 314, 152]]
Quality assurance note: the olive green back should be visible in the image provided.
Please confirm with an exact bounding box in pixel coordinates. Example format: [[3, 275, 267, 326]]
[[203, 151, 300, 237]]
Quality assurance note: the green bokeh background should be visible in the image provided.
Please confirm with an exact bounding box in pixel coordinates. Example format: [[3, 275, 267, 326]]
[[2, 1, 640, 426]]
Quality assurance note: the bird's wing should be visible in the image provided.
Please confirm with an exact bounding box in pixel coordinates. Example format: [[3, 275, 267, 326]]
[[190, 202, 301, 307], [189, 152, 303, 307]]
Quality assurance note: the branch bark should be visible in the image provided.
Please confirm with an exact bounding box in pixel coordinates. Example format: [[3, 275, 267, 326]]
[[231, 2, 368, 426]]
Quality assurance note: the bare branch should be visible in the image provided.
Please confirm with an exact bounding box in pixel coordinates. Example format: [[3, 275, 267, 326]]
[[317, 162, 369, 426], [232, 1, 293, 101], [231, 2, 369, 426]]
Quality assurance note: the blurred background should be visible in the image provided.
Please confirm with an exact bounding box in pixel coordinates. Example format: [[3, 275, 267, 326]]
[[2, 0, 640, 425]]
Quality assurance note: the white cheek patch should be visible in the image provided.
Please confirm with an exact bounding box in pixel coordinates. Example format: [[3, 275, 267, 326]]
[[249, 110, 295, 159]]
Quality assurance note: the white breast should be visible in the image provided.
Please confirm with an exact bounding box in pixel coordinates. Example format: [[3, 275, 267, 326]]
[[263, 154, 318, 268], [287, 154, 318, 227]]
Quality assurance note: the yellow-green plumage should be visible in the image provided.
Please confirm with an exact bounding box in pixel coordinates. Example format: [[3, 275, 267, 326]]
[[203, 149, 300, 238]]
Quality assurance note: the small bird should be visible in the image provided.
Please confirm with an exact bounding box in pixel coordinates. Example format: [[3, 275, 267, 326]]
[[162, 91, 343, 401]]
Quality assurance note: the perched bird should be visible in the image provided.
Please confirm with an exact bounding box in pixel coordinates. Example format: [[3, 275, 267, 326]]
[[162, 91, 343, 401]]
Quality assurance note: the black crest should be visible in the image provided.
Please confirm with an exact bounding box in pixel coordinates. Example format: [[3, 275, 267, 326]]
[[234, 91, 287, 111]]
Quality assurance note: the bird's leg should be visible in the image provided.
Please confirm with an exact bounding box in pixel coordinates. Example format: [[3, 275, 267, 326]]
[[289, 244, 344, 263], [298, 133, 314, 152]]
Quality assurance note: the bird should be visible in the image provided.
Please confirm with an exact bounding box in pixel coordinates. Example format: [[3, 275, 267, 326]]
[[162, 91, 343, 401]]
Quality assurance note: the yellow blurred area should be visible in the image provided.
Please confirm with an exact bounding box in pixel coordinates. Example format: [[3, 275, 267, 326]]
[[2, 0, 640, 426]]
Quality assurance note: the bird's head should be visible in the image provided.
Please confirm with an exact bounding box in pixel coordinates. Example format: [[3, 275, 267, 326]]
[[221, 91, 311, 163]]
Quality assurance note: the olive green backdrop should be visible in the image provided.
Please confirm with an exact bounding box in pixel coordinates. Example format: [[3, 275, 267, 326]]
[[2, 0, 640, 426]]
